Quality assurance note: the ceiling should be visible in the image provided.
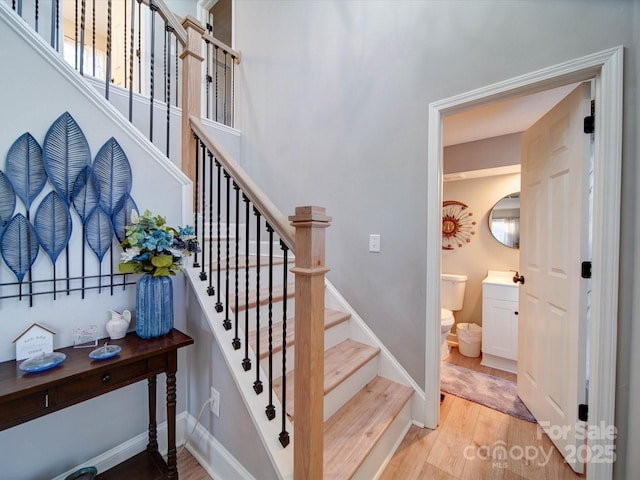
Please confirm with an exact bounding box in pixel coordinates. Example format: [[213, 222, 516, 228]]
[[443, 83, 578, 147]]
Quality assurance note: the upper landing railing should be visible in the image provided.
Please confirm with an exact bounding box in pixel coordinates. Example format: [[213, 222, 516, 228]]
[[7, 0, 240, 158]]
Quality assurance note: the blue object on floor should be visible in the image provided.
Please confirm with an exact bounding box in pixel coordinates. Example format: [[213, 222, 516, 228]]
[[64, 466, 97, 480]]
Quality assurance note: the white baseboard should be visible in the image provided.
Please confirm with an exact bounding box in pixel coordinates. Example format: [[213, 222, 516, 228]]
[[182, 412, 255, 480], [50, 411, 251, 480]]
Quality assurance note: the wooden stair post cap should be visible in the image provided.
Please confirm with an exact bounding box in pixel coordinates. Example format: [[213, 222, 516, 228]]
[[289, 206, 332, 224]]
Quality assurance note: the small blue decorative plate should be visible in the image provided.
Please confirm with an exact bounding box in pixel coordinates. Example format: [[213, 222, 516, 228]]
[[19, 352, 66, 373], [89, 344, 122, 360]]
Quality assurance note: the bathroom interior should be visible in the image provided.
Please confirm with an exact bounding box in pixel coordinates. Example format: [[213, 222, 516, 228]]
[[438, 82, 583, 417]]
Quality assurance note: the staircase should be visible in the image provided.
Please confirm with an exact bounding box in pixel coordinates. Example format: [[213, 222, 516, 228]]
[[3, 1, 423, 477], [189, 239, 417, 478]]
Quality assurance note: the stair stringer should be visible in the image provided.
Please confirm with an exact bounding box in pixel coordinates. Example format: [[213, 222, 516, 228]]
[[324, 280, 426, 427], [186, 268, 294, 480]]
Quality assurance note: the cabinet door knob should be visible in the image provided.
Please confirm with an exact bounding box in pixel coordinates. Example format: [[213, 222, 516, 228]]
[[102, 374, 111, 383], [514, 311, 519, 315]]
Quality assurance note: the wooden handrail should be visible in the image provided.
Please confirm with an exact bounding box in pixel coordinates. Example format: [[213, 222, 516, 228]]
[[189, 116, 295, 250], [142, 0, 187, 46], [201, 32, 242, 64]]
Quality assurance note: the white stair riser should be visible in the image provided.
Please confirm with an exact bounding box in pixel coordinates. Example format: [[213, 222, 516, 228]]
[[352, 400, 413, 480], [263, 319, 351, 375], [324, 355, 379, 421], [236, 298, 296, 332]]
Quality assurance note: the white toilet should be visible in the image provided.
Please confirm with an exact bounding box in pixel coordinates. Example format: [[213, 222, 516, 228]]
[[441, 274, 468, 359]]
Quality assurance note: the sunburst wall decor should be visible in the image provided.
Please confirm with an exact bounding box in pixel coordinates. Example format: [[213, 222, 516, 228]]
[[442, 200, 476, 250]]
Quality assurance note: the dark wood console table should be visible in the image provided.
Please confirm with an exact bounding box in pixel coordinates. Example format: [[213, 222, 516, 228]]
[[0, 329, 193, 480]]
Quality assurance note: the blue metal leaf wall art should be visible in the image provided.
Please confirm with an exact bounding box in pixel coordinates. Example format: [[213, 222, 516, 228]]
[[71, 165, 101, 224], [0, 214, 40, 283], [93, 137, 132, 216], [34, 191, 72, 264], [6, 132, 46, 211], [0, 172, 17, 229], [112, 193, 139, 243], [42, 112, 91, 204], [85, 205, 114, 262], [0, 112, 140, 303]]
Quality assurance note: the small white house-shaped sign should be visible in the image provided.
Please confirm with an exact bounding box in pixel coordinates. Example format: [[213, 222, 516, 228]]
[[13, 323, 56, 361]]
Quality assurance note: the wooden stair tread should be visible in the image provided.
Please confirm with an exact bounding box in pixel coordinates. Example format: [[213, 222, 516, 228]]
[[324, 376, 413, 480], [248, 309, 350, 360], [273, 339, 380, 418], [232, 282, 295, 313]]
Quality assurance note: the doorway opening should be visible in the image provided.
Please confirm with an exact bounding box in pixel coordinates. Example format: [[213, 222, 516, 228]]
[[425, 47, 623, 480]]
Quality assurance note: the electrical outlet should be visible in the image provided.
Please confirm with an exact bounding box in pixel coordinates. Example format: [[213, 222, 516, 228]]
[[369, 234, 381, 253], [210, 387, 220, 417]]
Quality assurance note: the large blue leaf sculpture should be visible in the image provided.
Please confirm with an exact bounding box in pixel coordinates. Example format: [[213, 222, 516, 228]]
[[0, 214, 40, 282], [6, 132, 46, 210], [93, 137, 132, 216], [0, 172, 17, 229], [85, 205, 113, 262], [34, 191, 72, 264], [112, 193, 139, 243], [71, 165, 101, 224], [42, 112, 91, 204]]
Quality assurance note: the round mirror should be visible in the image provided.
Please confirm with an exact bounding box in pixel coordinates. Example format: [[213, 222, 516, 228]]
[[489, 192, 520, 249]]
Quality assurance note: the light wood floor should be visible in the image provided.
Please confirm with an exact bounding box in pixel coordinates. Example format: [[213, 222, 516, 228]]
[[176, 347, 583, 479]]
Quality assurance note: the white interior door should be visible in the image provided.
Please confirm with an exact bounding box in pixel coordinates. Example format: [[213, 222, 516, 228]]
[[518, 83, 591, 474]]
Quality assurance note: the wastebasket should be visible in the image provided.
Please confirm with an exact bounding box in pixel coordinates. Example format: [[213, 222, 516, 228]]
[[457, 323, 482, 358]]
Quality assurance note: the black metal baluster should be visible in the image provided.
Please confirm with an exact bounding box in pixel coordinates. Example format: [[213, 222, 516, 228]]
[[253, 208, 263, 395], [163, 21, 167, 102], [205, 39, 211, 119], [55, 0, 60, 51], [34, 0, 38, 32], [279, 242, 290, 447], [242, 194, 251, 372], [137, 0, 141, 94], [12, 1, 16, 12], [201, 144, 209, 283], [123, 0, 127, 88], [92, 0, 95, 77], [265, 224, 275, 420], [204, 149, 212, 288], [215, 160, 223, 313], [105, 0, 111, 99], [128, 0, 135, 121], [223, 171, 232, 330], [192, 132, 200, 268], [175, 41, 179, 107], [231, 55, 236, 128], [74, 0, 78, 70], [165, 25, 173, 156], [148, 1, 156, 141], [50, 0, 57, 48], [232, 182, 241, 349], [223, 50, 228, 125], [214, 45, 219, 122], [80, 0, 85, 75]]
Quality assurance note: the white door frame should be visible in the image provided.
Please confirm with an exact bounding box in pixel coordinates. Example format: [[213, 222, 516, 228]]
[[425, 46, 623, 480]]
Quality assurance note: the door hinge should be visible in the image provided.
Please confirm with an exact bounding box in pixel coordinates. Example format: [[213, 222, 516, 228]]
[[584, 99, 595, 134], [581, 261, 592, 279], [579, 403, 588, 422]]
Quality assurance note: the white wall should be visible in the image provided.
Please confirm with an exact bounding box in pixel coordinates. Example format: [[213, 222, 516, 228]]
[[233, 1, 639, 477], [442, 173, 521, 330], [0, 6, 192, 479]]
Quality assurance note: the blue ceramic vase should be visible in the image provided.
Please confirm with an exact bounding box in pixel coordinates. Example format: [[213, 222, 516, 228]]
[[136, 274, 174, 338]]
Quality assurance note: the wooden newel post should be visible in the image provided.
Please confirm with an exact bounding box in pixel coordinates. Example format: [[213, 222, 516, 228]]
[[289, 206, 331, 480], [180, 16, 204, 185]]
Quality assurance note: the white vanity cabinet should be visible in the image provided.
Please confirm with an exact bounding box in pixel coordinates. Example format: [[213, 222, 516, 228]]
[[481, 271, 519, 374]]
